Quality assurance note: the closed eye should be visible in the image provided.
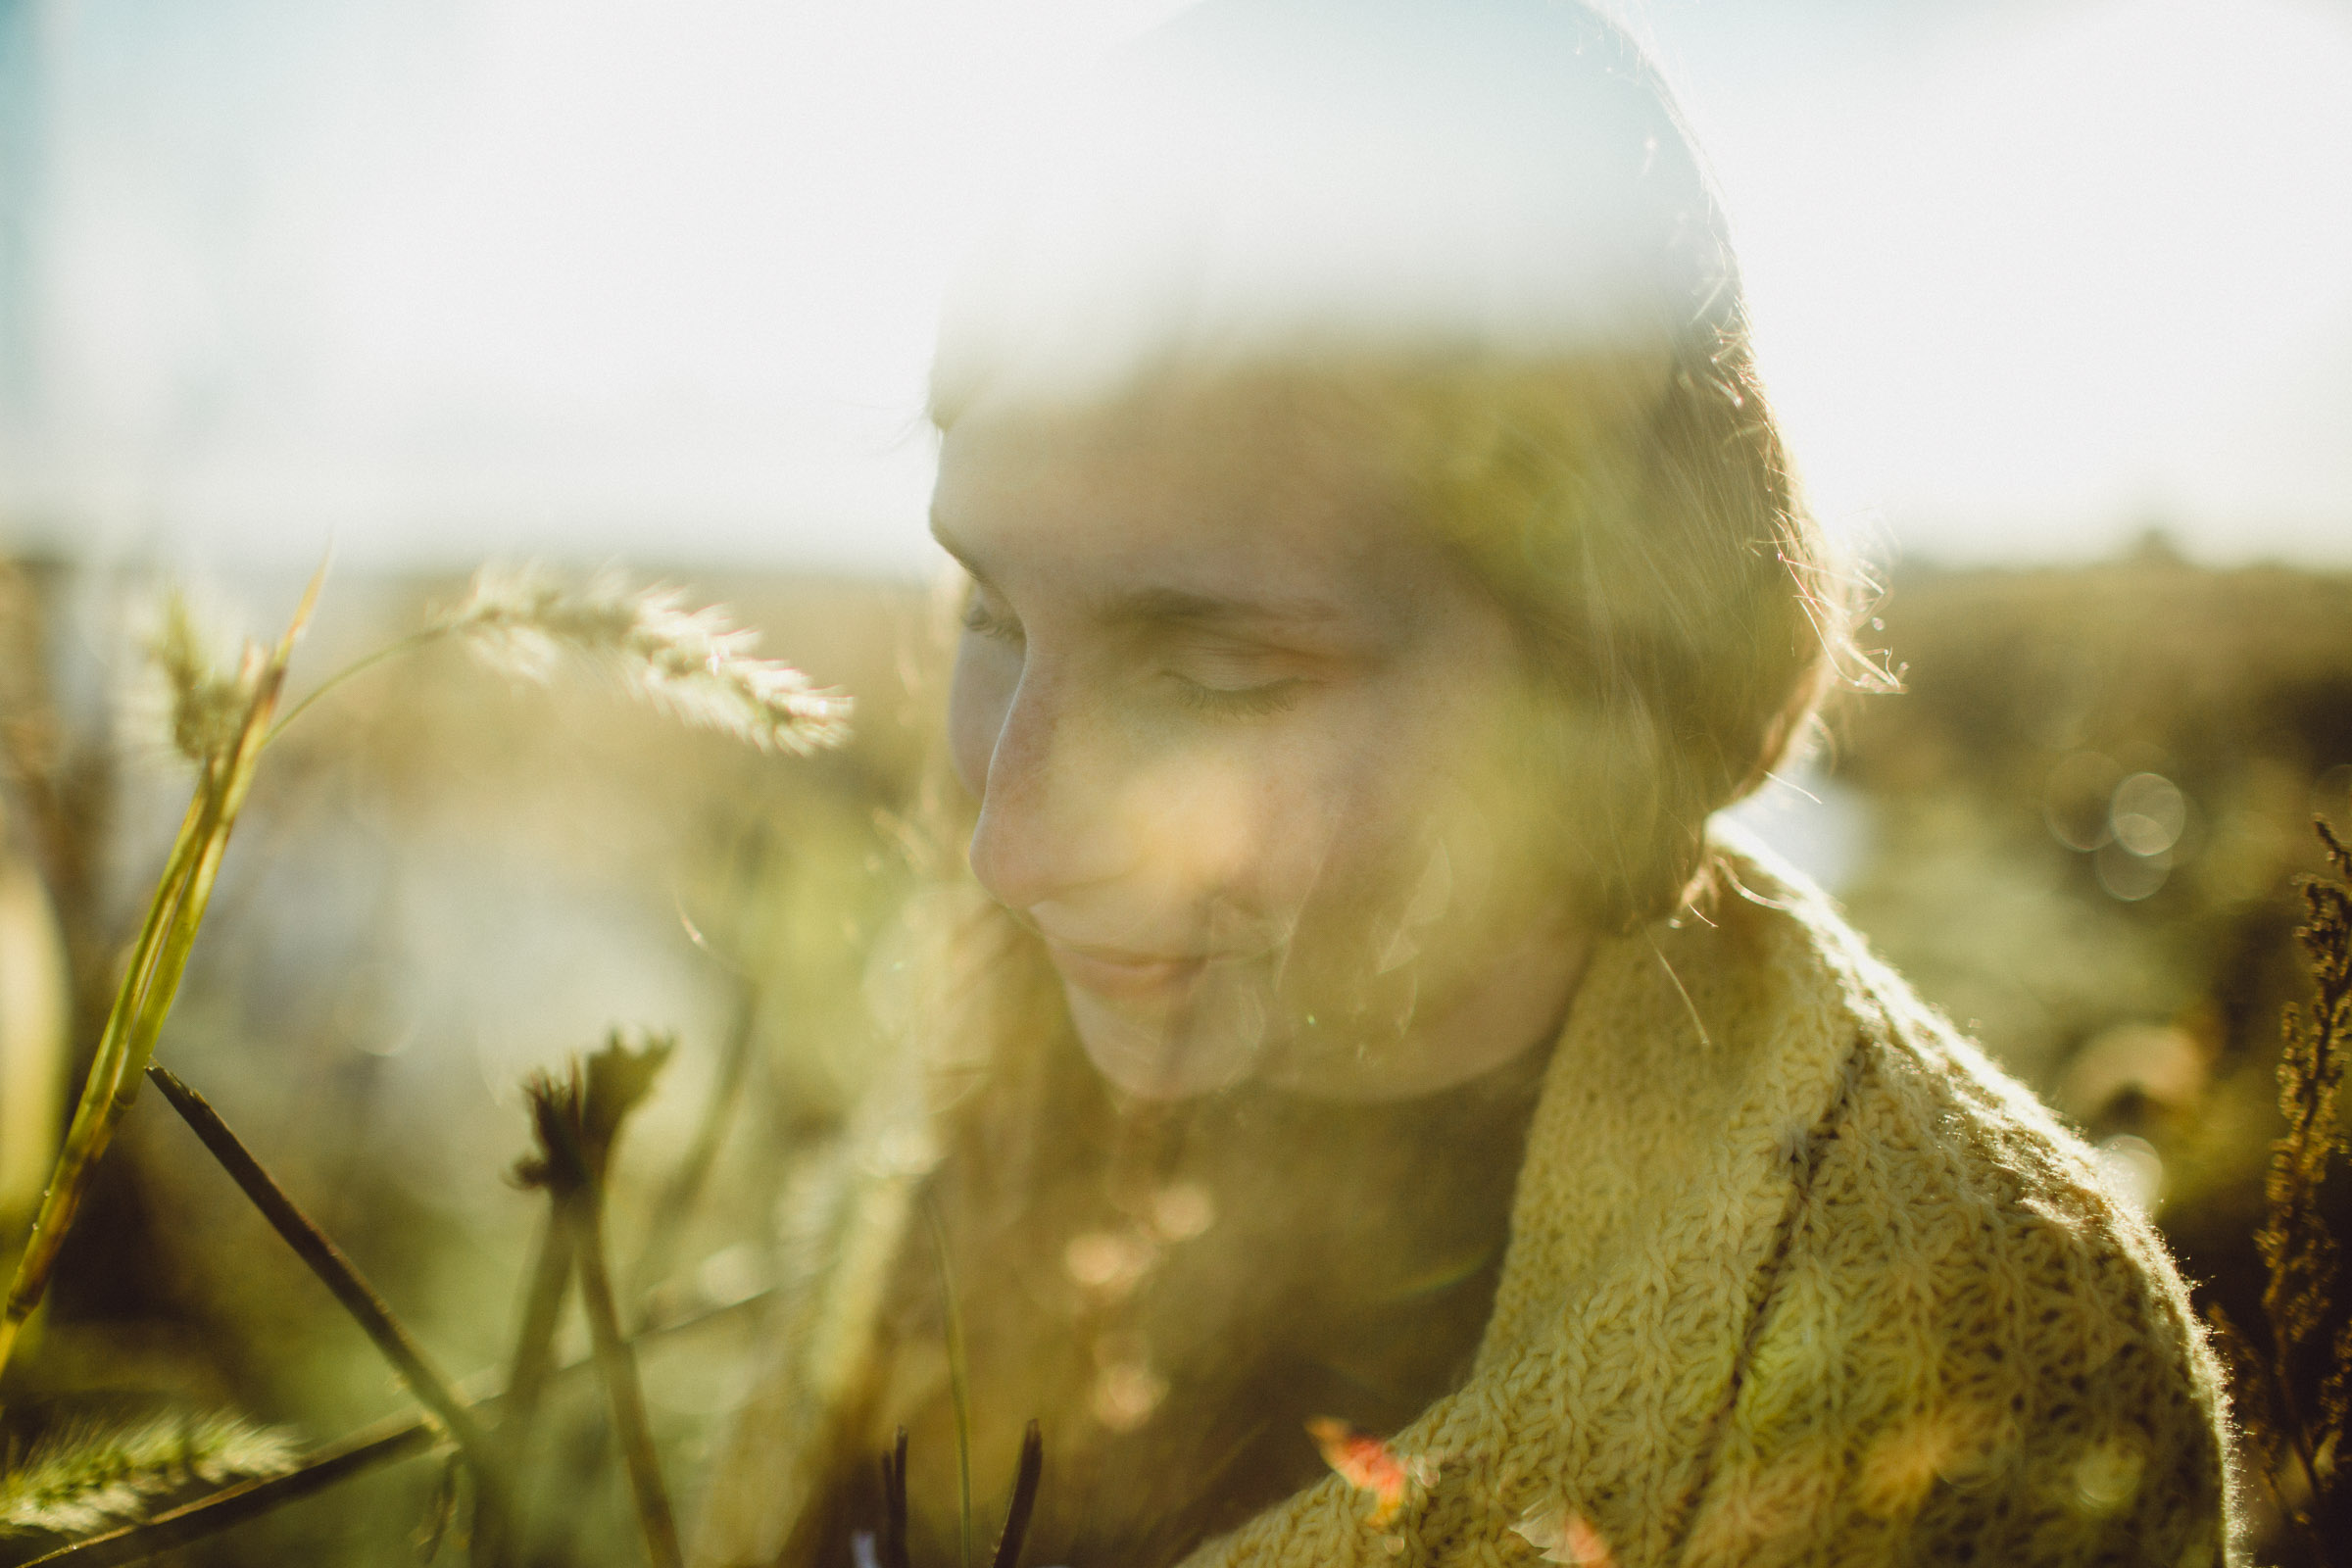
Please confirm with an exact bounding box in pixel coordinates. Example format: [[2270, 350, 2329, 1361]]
[[959, 592, 1024, 646], [1164, 673, 1307, 718]]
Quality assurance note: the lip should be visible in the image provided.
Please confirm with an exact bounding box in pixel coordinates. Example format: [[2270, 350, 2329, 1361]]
[[1043, 940, 1213, 1002]]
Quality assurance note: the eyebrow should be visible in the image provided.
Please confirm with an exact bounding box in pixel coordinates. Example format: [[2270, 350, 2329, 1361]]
[[934, 530, 1350, 634], [1098, 584, 1348, 633]]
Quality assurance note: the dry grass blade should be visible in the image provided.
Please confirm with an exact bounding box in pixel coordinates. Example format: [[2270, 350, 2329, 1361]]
[[990, 1421, 1044, 1568], [0, 568, 320, 1387], [444, 564, 851, 756], [142, 1066, 501, 1493]]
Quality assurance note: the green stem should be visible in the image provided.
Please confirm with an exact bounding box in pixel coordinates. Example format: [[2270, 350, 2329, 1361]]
[[499, 1206, 577, 1446], [0, 579, 307, 1386], [480, 1204, 576, 1568], [924, 1194, 974, 1568], [0, 792, 207, 1370], [265, 626, 447, 746]]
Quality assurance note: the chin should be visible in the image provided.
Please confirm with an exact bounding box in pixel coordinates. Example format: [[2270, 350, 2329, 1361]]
[[1062, 974, 1276, 1100]]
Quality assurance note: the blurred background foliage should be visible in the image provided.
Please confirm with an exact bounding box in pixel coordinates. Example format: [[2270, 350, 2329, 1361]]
[[0, 545, 2344, 1563]]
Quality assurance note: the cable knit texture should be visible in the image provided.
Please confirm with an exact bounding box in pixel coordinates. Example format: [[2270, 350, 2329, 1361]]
[[697, 836, 2237, 1566]]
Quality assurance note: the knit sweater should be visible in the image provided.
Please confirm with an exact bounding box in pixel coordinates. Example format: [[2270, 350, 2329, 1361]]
[[695, 835, 2237, 1567]]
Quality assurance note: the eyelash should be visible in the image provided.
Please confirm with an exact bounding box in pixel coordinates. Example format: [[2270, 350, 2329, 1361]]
[[1165, 674, 1307, 719], [959, 592, 1304, 719], [960, 597, 1023, 644]]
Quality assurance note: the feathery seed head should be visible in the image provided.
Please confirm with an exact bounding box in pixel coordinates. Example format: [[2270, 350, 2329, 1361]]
[[0, 1409, 297, 1539], [443, 565, 852, 755], [145, 593, 260, 766]]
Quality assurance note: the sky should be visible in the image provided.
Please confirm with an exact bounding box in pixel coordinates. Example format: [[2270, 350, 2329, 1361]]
[[0, 0, 2346, 577]]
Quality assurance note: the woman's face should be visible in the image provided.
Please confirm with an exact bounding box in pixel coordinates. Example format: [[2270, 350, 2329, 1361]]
[[934, 380, 1589, 1101]]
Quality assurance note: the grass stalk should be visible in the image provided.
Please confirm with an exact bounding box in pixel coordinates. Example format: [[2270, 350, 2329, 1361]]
[[0, 571, 318, 1388], [476, 1204, 575, 1568], [571, 1191, 682, 1568], [498, 1210, 578, 1437], [143, 1066, 501, 1492]]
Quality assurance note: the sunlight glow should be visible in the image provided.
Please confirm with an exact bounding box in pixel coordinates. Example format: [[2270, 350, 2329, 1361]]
[[0, 0, 2344, 568], [1693, 0, 2352, 562]]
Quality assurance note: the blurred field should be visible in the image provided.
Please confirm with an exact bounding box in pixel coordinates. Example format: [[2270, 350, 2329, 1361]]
[[0, 548, 2346, 1563]]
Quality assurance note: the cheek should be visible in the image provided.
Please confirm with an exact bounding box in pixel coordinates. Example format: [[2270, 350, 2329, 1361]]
[[946, 638, 1015, 798], [1288, 691, 1522, 931], [1225, 714, 1397, 915], [1296, 755, 1431, 908], [1157, 740, 1318, 897]]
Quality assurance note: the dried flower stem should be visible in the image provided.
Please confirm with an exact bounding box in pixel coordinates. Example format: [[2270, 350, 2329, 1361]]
[[2211, 816, 2352, 1558], [514, 1036, 678, 1568], [476, 1206, 575, 1568], [498, 1207, 576, 1446], [0, 569, 320, 1389], [143, 1066, 503, 1496], [572, 1190, 682, 1568]]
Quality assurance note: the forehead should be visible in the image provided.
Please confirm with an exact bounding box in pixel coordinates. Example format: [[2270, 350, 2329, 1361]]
[[931, 378, 1451, 619]]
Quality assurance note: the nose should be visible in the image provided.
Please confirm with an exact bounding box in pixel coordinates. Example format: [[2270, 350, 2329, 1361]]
[[964, 666, 1138, 912]]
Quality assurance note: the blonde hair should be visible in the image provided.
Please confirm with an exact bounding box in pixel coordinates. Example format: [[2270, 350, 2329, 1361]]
[[1400, 340, 1867, 929], [929, 0, 1880, 931]]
